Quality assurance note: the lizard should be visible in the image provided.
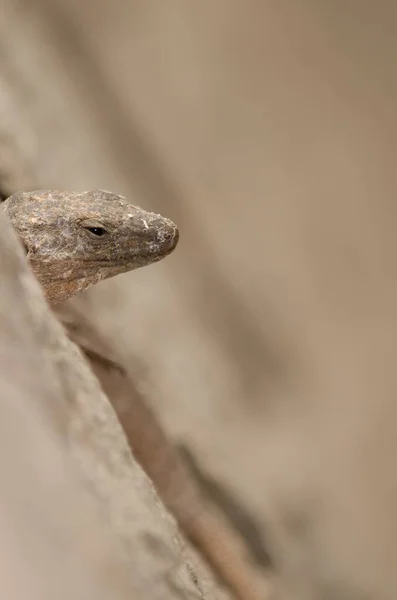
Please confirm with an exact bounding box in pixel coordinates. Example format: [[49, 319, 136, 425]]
[[2, 189, 271, 600]]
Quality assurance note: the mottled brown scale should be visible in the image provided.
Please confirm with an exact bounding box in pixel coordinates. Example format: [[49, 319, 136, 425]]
[[3, 189, 179, 304], [2, 189, 269, 600]]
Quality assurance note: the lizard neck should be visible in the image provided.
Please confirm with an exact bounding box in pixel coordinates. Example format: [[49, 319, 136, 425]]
[[41, 279, 92, 305], [29, 257, 102, 305]]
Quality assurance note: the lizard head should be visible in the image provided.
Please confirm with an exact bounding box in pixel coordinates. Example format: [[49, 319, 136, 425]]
[[3, 189, 179, 305]]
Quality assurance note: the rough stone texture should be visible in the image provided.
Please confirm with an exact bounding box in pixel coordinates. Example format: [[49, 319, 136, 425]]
[[3, 1, 397, 598], [0, 211, 226, 599]]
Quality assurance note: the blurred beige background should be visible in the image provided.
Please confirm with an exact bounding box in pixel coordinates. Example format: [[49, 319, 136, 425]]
[[2, 1, 397, 598]]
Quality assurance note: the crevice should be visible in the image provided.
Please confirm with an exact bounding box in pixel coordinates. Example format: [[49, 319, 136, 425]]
[[178, 443, 272, 569]]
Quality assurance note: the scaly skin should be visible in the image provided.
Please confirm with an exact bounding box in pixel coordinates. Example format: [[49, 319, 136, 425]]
[[3, 189, 178, 304]]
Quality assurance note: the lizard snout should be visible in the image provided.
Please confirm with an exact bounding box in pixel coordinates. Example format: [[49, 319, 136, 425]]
[[153, 218, 179, 256], [162, 223, 179, 253]]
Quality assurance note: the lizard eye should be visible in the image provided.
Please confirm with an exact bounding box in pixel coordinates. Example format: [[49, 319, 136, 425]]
[[85, 226, 107, 236], [80, 219, 108, 237]]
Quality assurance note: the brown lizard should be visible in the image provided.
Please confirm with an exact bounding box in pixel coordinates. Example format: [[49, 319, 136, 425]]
[[2, 189, 270, 600]]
